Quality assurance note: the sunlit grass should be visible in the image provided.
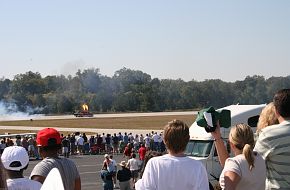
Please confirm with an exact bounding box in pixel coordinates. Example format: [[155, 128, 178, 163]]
[[0, 115, 196, 131]]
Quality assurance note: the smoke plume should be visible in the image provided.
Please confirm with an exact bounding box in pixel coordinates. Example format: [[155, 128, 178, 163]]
[[0, 101, 43, 121]]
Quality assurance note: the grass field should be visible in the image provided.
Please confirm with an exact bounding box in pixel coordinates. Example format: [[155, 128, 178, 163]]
[[0, 115, 196, 131]]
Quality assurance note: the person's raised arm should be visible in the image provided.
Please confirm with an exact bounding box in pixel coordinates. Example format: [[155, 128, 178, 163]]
[[210, 121, 229, 167]]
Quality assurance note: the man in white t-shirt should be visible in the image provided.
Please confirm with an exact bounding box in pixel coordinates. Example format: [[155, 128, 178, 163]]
[[76, 135, 84, 154], [143, 134, 151, 150], [135, 120, 209, 190], [127, 153, 141, 184], [152, 132, 160, 151], [1, 146, 42, 190]]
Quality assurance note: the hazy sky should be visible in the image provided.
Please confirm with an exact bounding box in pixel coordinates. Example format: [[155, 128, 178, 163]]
[[0, 1, 289, 82]]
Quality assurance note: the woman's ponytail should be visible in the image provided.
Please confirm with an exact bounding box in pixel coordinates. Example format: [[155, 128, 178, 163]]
[[243, 143, 255, 170]]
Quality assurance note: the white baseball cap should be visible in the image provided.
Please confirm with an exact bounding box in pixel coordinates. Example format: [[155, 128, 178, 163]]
[[1, 146, 29, 171]]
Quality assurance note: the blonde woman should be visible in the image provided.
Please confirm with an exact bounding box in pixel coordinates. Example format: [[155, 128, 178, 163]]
[[256, 102, 279, 135], [211, 123, 266, 190]]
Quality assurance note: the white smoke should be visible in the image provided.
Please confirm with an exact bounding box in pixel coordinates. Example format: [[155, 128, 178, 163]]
[[0, 101, 43, 121]]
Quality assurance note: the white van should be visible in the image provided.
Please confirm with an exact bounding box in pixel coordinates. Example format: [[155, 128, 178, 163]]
[[185, 104, 266, 186]]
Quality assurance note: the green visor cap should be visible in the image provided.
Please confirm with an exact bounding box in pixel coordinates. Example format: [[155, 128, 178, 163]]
[[196, 107, 231, 129]]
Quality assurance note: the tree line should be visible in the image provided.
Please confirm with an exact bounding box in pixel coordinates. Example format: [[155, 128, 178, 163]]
[[0, 67, 289, 114]]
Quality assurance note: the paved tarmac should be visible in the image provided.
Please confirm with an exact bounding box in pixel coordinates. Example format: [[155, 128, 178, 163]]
[[24, 154, 128, 190]]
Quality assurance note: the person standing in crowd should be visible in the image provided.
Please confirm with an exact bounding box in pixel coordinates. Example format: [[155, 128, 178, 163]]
[[139, 134, 144, 145], [15, 135, 21, 146], [133, 134, 139, 151], [144, 134, 151, 150], [110, 155, 118, 188], [97, 135, 104, 153], [30, 128, 81, 190], [256, 102, 279, 135], [6, 138, 14, 147], [101, 165, 113, 190], [89, 135, 95, 149], [152, 132, 160, 151], [118, 132, 123, 142], [123, 133, 129, 145], [33, 137, 40, 160], [127, 153, 141, 185], [117, 161, 132, 190], [123, 143, 132, 160], [255, 89, 290, 189], [66, 134, 71, 154], [21, 137, 28, 151], [112, 133, 119, 154], [135, 119, 209, 190], [105, 134, 112, 153], [0, 139, 6, 154], [70, 134, 76, 155], [28, 136, 35, 158], [102, 154, 117, 188], [1, 146, 42, 190], [76, 134, 84, 155], [82, 133, 88, 143], [138, 143, 146, 163], [211, 123, 266, 190], [102, 133, 106, 149], [62, 136, 70, 158]]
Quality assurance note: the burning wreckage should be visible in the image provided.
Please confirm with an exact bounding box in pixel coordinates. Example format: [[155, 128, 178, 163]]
[[73, 104, 93, 117]]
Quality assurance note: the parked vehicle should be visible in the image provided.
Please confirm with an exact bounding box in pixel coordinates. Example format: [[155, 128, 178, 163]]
[[185, 104, 266, 186]]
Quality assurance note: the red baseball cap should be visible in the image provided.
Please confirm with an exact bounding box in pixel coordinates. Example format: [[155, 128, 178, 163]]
[[36, 128, 61, 147]]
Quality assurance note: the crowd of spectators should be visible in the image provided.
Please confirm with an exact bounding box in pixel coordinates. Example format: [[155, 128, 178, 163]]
[[0, 130, 165, 159]]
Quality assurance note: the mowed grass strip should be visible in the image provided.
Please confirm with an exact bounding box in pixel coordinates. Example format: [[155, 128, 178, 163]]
[[0, 115, 196, 130]]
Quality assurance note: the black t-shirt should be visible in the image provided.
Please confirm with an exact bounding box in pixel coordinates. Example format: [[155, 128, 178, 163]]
[[62, 139, 70, 147], [105, 137, 111, 144], [97, 137, 103, 145], [83, 135, 88, 143], [117, 168, 132, 182], [113, 136, 119, 144], [70, 136, 76, 143]]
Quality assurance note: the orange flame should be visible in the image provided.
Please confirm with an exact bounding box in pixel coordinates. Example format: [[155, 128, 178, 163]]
[[82, 104, 89, 111]]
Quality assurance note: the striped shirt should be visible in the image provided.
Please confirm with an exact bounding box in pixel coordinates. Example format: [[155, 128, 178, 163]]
[[30, 157, 80, 190], [254, 120, 290, 190]]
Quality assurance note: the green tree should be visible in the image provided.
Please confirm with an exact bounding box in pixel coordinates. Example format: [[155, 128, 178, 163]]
[[0, 78, 11, 99]]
